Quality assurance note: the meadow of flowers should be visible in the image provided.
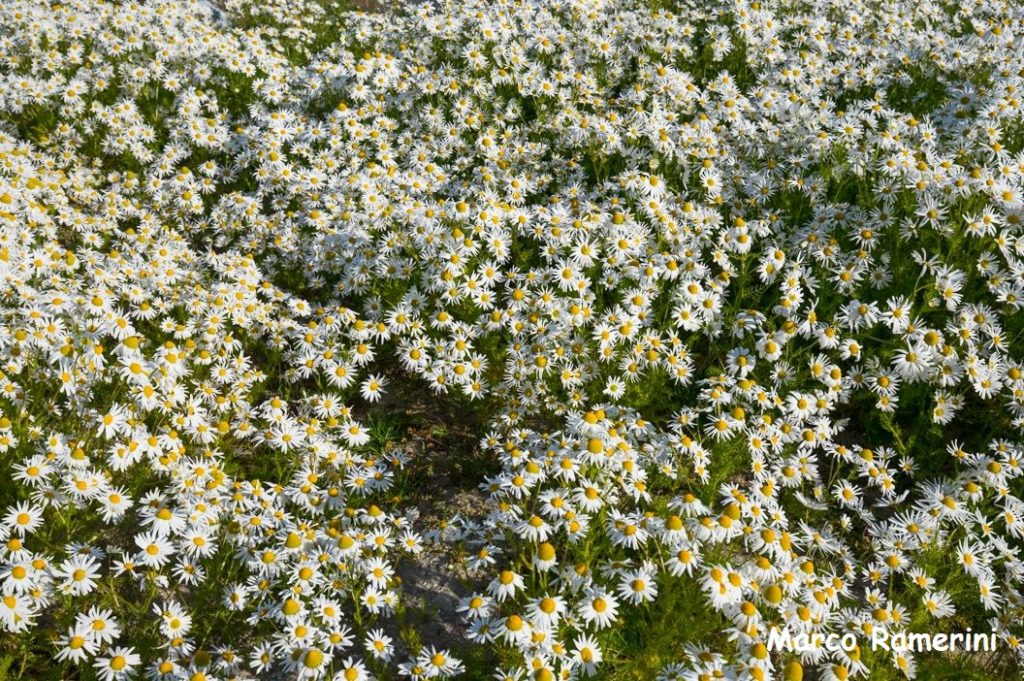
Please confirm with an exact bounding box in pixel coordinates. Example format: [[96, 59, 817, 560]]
[[1, 0, 1023, 678]]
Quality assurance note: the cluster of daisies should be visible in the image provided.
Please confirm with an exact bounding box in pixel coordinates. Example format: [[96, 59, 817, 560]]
[[1, 0, 1024, 679]]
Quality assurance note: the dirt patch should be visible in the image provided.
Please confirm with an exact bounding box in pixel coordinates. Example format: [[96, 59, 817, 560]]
[[396, 548, 473, 651], [362, 369, 495, 654], [349, 0, 384, 10]]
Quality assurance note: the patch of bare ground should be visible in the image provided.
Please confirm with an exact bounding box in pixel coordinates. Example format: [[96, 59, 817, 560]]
[[349, 0, 383, 11], [364, 370, 496, 656]]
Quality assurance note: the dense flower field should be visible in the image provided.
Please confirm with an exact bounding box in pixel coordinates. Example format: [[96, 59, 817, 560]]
[[1, 0, 1024, 678]]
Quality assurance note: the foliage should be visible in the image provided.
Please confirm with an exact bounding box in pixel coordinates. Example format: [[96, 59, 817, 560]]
[[1, 0, 1023, 680]]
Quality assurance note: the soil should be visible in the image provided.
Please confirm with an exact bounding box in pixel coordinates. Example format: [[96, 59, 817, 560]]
[[370, 368, 496, 654]]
